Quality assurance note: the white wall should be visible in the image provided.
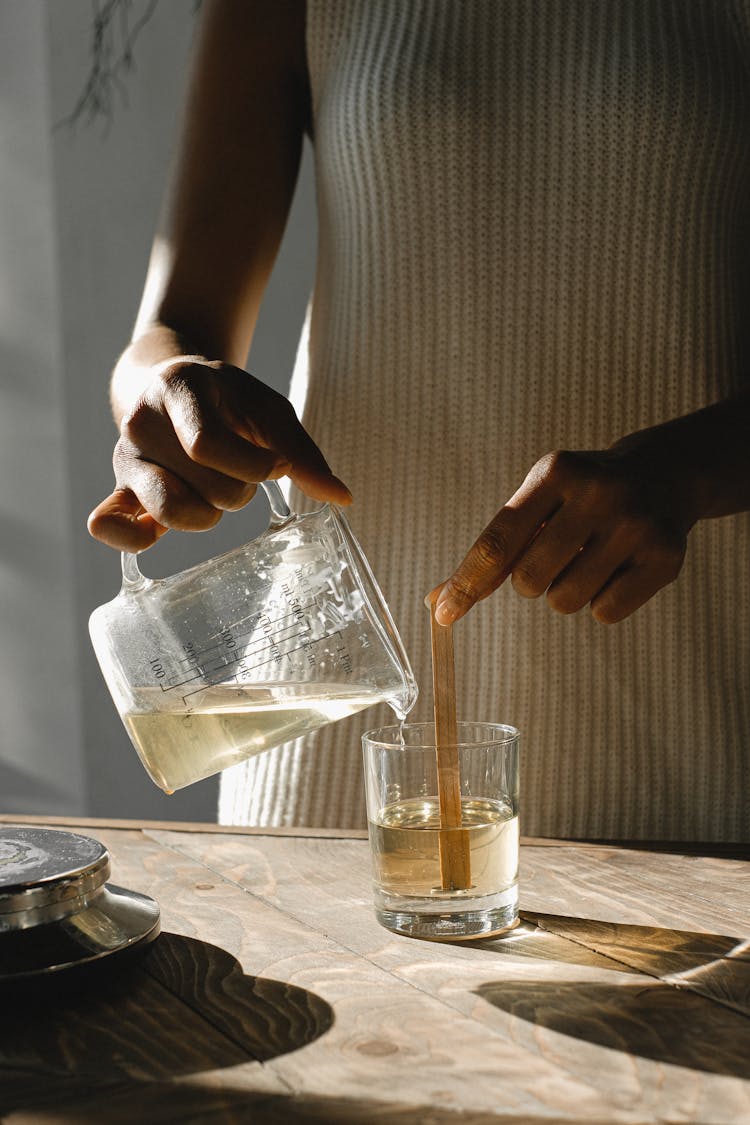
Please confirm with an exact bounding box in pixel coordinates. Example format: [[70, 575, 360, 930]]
[[0, 1, 84, 814], [0, 0, 316, 821]]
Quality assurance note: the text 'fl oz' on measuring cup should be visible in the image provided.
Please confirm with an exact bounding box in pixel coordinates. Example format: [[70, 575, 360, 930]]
[[89, 482, 418, 793]]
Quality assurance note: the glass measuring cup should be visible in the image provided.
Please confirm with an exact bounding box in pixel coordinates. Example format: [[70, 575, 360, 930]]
[[89, 482, 418, 793]]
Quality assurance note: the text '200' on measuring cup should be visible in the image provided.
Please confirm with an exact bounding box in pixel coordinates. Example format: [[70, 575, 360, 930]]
[[89, 482, 418, 793]]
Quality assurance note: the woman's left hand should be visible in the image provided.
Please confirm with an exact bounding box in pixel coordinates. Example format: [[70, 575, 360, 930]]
[[433, 430, 702, 627]]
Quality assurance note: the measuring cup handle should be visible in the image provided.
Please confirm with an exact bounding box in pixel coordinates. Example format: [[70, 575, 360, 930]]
[[119, 480, 293, 589], [261, 480, 293, 524], [121, 550, 146, 589]]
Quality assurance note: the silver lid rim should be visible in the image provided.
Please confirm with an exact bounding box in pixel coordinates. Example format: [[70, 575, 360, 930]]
[[0, 855, 111, 925], [0, 881, 108, 932], [0, 884, 161, 980]]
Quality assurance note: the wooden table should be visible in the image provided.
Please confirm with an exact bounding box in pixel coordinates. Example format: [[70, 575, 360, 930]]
[[1, 815, 748, 1124]]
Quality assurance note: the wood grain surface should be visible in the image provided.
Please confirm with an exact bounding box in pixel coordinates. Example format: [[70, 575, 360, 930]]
[[0, 819, 747, 1125]]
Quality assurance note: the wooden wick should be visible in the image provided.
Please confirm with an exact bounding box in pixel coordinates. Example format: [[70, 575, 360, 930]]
[[429, 599, 472, 891]]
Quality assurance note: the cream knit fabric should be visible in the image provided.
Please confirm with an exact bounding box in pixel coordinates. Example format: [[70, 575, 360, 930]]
[[220, 0, 750, 841]]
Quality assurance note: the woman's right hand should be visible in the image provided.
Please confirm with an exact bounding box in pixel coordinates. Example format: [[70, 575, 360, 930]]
[[87, 354, 351, 552], [87, 1, 326, 552]]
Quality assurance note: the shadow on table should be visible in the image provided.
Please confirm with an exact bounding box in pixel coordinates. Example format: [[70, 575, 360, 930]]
[[0, 932, 333, 1116], [473, 912, 750, 1077], [0, 1084, 537, 1125], [477, 910, 750, 979]]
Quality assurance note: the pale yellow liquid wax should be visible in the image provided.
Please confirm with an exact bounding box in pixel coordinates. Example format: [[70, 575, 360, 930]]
[[123, 683, 383, 793], [369, 796, 519, 900]]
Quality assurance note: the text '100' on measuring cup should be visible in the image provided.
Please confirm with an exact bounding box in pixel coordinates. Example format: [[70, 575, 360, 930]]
[[89, 482, 418, 793]]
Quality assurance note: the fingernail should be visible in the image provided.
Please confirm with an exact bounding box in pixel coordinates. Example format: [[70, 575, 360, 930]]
[[333, 477, 353, 503], [434, 595, 461, 626]]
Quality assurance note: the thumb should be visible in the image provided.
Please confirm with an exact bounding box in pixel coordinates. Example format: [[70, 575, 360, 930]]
[[88, 488, 168, 552]]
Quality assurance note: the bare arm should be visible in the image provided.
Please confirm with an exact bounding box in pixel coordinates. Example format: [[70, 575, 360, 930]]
[[90, 0, 349, 552]]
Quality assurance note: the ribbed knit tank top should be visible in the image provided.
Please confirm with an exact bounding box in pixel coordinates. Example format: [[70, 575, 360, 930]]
[[220, 0, 750, 841]]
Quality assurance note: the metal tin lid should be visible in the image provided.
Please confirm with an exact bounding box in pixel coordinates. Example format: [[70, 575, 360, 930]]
[[0, 827, 110, 931], [0, 827, 160, 980]]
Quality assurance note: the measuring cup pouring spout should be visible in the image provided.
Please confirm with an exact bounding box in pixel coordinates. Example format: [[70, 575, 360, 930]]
[[89, 481, 417, 793]]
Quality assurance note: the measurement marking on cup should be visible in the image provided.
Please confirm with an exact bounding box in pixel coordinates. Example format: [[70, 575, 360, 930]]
[[159, 610, 317, 688], [176, 636, 331, 704], [335, 638, 353, 674], [155, 625, 323, 699], [172, 602, 318, 666]]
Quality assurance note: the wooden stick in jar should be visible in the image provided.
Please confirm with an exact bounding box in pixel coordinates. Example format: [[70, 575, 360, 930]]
[[429, 598, 472, 891]]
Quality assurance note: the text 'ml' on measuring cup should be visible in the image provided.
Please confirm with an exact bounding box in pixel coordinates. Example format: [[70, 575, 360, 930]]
[[89, 482, 418, 793]]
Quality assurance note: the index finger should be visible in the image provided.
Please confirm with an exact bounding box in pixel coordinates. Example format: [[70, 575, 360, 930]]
[[164, 380, 282, 483], [434, 478, 558, 626], [223, 382, 353, 505], [283, 430, 353, 506]]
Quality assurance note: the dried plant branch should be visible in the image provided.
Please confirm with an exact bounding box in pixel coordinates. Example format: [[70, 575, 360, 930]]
[[56, 0, 165, 133]]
